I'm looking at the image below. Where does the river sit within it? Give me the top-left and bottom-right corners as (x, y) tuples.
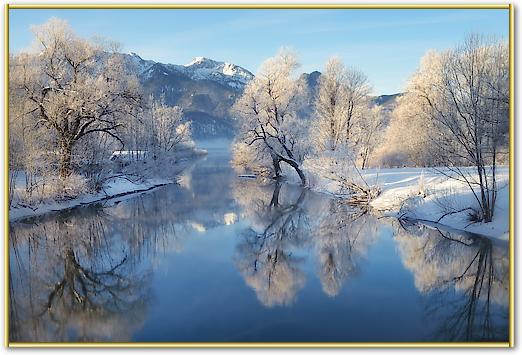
(8, 141), (509, 343)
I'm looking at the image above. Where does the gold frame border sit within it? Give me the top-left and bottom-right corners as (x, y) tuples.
(5, 4), (512, 9)
(4, 2), (514, 349)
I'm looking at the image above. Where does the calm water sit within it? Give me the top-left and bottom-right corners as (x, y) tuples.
(9, 143), (509, 343)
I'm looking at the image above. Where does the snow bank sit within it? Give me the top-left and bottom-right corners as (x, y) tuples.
(363, 167), (509, 241)
(300, 159), (509, 240)
(9, 176), (172, 222)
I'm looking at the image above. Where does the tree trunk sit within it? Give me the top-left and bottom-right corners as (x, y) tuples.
(272, 155), (282, 179)
(59, 139), (73, 180)
(280, 156), (306, 186)
(269, 181), (282, 207)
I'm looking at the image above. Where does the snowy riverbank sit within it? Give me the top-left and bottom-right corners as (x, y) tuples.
(299, 163), (509, 240)
(9, 149), (208, 222)
(9, 176), (174, 222)
(362, 167), (509, 241)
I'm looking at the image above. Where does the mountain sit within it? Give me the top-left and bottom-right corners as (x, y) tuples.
(299, 71), (321, 96)
(118, 53), (402, 139)
(297, 71), (401, 121)
(372, 93), (402, 106)
(371, 93), (402, 122)
(119, 53), (254, 138)
(297, 71), (322, 119)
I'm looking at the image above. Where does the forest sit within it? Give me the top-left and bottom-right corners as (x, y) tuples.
(9, 18), (509, 231)
(7, 10), (511, 345)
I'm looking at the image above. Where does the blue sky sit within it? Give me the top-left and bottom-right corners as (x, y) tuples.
(9, 8), (508, 95)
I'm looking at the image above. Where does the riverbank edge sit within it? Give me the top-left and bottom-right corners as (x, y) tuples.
(308, 186), (508, 242)
(8, 177), (176, 223)
(243, 165), (509, 242)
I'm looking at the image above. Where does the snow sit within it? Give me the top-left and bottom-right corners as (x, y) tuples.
(363, 166), (510, 241)
(9, 176), (173, 222)
(181, 56), (253, 86)
(125, 52), (254, 89)
(110, 150), (148, 160)
(222, 62), (236, 76)
(301, 163), (509, 240)
(223, 212), (238, 225)
(185, 56), (207, 67)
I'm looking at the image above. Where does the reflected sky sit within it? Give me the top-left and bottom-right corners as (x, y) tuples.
(9, 143), (509, 343)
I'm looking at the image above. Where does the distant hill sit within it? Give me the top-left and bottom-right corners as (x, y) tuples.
(297, 71), (402, 120)
(118, 54), (402, 139)
(118, 53), (254, 139)
(372, 93), (402, 106)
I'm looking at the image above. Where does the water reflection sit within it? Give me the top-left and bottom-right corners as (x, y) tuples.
(9, 208), (151, 342)
(233, 181), (309, 307)
(233, 179), (383, 304)
(8, 150), (509, 342)
(395, 220), (509, 341)
(312, 200), (380, 297)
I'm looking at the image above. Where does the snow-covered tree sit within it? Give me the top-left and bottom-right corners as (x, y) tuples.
(232, 49), (308, 185)
(10, 18), (142, 180)
(313, 57), (349, 151)
(149, 94), (191, 154)
(355, 105), (386, 169)
(374, 87), (439, 167)
(312, 57), (371, 153)
(304, 57), (378, 200)
(231, 141), (273, 177)
(9, 67), (47, 202)
(390, 35), (509, 222)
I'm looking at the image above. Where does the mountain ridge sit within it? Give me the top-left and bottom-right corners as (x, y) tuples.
(117, 52), (400, 138)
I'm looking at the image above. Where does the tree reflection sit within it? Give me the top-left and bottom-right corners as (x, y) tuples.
(9, 207), (153, 342)
(395, 220), (508, 341)
(233, 179), (383, 305)
(233, 180), (309, 307)
(311, 200), (380, 297)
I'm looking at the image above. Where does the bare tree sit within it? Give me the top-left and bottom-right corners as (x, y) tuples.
(10, 18), (142, 180)
(149, 94), (191, 155)
(398, 35), (508, 222)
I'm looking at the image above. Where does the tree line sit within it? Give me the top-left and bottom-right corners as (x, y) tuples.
(232, 35), (508, 222)
(9, 18), (193, 206)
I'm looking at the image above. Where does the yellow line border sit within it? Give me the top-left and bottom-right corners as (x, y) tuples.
(4, 3), (8, 350)
(7, 341), (512, 348)
(4, 2), (514, 349)
(6, 3), (511, 9)
(508, 2), (515, 349)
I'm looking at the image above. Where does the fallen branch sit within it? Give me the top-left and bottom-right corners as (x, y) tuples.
(436, 207), (476, 223)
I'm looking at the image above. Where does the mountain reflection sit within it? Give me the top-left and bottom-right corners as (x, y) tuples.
(395, 220), (509, 341)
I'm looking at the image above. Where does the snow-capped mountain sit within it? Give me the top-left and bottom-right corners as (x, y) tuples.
(125, 53), (253, 90)
(118, 53), (401, 139)
(183, 56), (253, 89)
(117, 52), (254, 138)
